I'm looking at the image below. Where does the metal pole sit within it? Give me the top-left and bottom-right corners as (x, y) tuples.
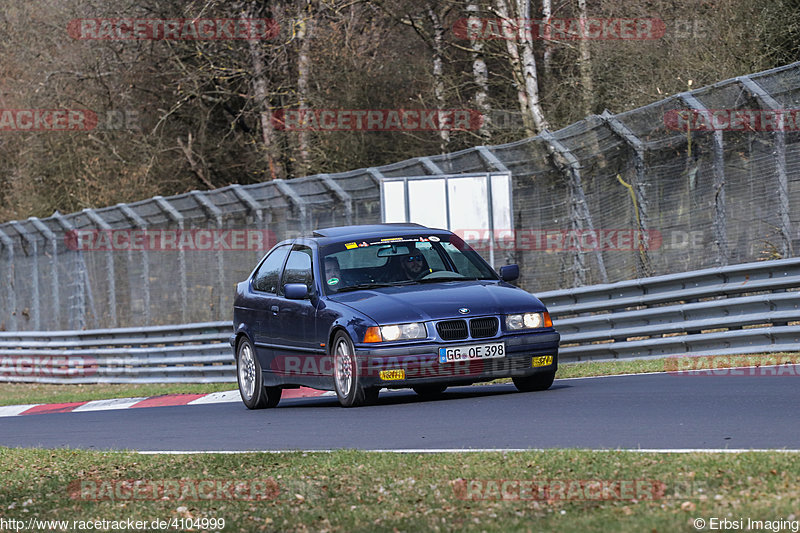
(154, 196), (187, 323)
(0, 228), (16, 331)
(28, 217), (60, 328)
(10, 221), (39, 329)
(82, 209), (117, 327)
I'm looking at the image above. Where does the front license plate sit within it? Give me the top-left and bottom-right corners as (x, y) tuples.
(532, 355), (553, 367)
(439, 342), (505, 363)
(379, 369), (405, 380)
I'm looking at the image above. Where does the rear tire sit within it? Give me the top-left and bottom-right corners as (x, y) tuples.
(332, 331), (371, 407)
(513, 370), (555, 392)
(237, 337), (282, 409)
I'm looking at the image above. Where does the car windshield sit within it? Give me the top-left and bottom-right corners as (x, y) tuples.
(320, 234), (497, 294)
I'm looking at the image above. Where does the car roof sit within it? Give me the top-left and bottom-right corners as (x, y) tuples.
(309, 223), (451, 244)
(313, 223), (427, 238)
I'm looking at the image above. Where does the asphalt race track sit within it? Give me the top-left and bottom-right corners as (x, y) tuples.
(2, 370), (799, 451)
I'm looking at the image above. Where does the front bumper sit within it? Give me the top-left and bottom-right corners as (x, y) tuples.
(353, 330), (559, 388)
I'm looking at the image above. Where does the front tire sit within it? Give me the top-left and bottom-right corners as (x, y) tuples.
(332, 331), (373, 407)
(513, 370), (555, 392)
(237, 337), (281, 409)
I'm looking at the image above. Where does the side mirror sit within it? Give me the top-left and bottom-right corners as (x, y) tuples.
(284, 283), (309, 300)
(499, 264), (519, 282)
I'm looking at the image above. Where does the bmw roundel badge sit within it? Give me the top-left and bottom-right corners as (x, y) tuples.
(458, 308), (470, 314)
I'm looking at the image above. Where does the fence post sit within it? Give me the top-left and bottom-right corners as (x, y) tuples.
(680, 93), (728, 266)
(319, 174), (353, 226)
(191, 191), (225, 317)
(737, 75), (792, 258)
(0, 228), (16, 331)
(10, 222), (39, 329)
(28, 217), (60, 329)
(154, 196), (187, 323)
(116, 203), (150, 326)
(273, 179), (308, 237)
(539, 130), (608, 285)
(82, 209), (118, 327)
(52, 212), (87, 330)
(599, 111), (653, 277)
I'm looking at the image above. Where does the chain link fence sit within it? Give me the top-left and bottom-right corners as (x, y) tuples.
(2, 61), (800, 331)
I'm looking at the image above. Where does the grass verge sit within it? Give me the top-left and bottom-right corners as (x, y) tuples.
(0, 448), (797, 532)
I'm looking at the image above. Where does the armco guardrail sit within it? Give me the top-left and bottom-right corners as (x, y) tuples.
(539, 257), (800, 361)
(0, 322), (233, 384)
(2, 258), (800, 384)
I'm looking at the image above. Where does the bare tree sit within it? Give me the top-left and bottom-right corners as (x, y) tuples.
(577, 0), (593, 116)
(467, 2), (491, 141)
(295, 0), (314, 176)
(427, 4), (450, 152)
(495, 0), (549, 135)
(247, 1), (285, 180)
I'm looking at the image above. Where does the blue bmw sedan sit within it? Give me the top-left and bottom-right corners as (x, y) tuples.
(232, 223), (560, 408)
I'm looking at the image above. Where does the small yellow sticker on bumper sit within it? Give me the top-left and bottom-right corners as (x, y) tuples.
(532, 355), (553, 368)
(380, 369), (405, 380)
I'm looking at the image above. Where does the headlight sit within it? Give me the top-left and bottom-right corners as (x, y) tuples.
(364, 322), (427, 342)
(505, 312), (551, 330)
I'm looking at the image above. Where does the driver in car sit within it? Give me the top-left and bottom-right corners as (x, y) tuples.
(399, 247), (431, 280)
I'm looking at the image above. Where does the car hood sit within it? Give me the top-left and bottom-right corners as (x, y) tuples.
(327, 281), (546, 324)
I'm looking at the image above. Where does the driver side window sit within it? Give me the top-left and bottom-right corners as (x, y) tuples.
(253, 245), (290, 293)
(282, 246), (314, 293)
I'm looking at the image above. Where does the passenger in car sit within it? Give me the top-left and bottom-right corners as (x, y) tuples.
(324, 256), (344, 291)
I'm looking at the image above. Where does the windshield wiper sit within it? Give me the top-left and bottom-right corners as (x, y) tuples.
(417, 276), (466, 282)
(334, 281), (416, 293)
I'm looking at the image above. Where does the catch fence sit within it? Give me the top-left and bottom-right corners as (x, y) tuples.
(2, 61), (800, 330)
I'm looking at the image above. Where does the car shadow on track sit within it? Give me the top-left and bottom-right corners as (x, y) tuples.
(279, 382), (572, 409)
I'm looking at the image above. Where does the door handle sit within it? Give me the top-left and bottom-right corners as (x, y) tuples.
(270, 305), (279, 315)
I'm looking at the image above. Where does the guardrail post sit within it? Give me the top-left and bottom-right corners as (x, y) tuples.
(116, 203), (150, 326)
(0, 228), (16, 331)
(83, 209), (118, 327)
(737, 75), (792, 258)
(154, 196), (187, 323)
(9, 221), (40, 329)
(540, 130), (608, 285)
(28, 217), (60, 328)
(680, 93), (728, 266)
(599, 111), (653, 277)
(191, 191), (226, 316)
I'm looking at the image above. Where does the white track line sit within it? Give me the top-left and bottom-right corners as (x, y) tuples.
(137, 448), (800, 455)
